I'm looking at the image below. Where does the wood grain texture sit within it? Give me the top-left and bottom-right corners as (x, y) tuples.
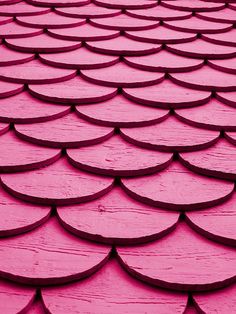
(0, 44), (34, 66)
(126, 6), (191, 21)
(0, 217), (111, 285)
(0, 2), (50, 16)
(86, 36), (161, 56)
(67, 134), (173, 176)
(121, 116), (219, 152)
(76, 94), (169, 127)
(121, 161), (234, 210)
(42, 259), (187, 314)
(0, 59), (76, 84)
(123, 79), (211, 109)
(126, 26), (197, 45)
(16, 12), (85, 29)
(0, 91), (70, 124)
(0, 130), (61, 172)
(186, 192), (236, 246)
(176, 98), (236, 131)
(39, 47), (119, 70)
(124, 50), (204, 72)
(57, 186), (179, 245)
(90, 14), (159, 31)
(80, 62), (165, 88)
(170, 65), (236, 91)
(15, 112), (114, 148)
(55, 3), (121, 18)
(0, 21), (43, 39)
(0, 279), (35, 314)
(167, 39), (236, 59)
(164, 16), (232, 33)
(194, 283), (236, 313)
(117, 222), (236, 291)
(0, 185), (50, 237)
(1, 157), (114, 205)
(47, 24), (119, 41)
(6, 33), (81, 53)
(29, 76), (117, 104)
(180, 139), (236, 180)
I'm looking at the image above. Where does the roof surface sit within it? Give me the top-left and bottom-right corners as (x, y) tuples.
(0, 0), (236, 313)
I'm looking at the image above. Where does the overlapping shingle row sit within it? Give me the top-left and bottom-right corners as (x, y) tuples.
(0, 0), (236, 313)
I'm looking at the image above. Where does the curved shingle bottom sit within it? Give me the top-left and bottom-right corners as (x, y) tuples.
(0, 0), (236, 313)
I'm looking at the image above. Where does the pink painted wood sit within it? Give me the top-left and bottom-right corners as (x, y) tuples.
(117, 222), (236, 291)
(39, 47), (119, 69)
(0, 21), (43, 39)
(67, 134), (173, 176)
(0, 59), (76, 84)
(194, 283), (236, 313)
(86, 36), (161, 56)
(164, 17), (232, 33)
(16, 12), (85, 29)
(121, 116), (219, 152)
(162, 0), (225, 12)
(167, 39), (236, 59)
(202, 28), (236, 47)
(93, 0), (157, 9)
(208, 56), (236, 74)
(42, 259), (187, 314)
(81, 62), (165, 88)
(26, 0), (90, 7)
(123, 79), (211, 108)
(126, 6), (191, 21)
(0, 0), (22, 4)
(0, 80), (23, 98)
(225, 131), (236, 146)
(57, 186), (179, 245)
(25, 299), (46, 314)
(0, 185), (50, 237)
(121, 161), (234, 210)
(0, 280), (35, 314)
(0, 2), (50, 16)
(125, 26), (197, 44)
(196, 8), (236, 24)
(217, 90), (236, 107)
(90, 14), (159, 31)
(48, 24), (119, 41)
(15, 112), (113, 148)
(176, 98), (236, 131)
(186, 192), (236, 246)
(6, 33), (81, 53)
(0, 44), (34, 66)
(124, 50), (204, 72)
(76, 94), (169, 127)
(0, 122), (9, 135)
(0, 16), (13, 25)
(0, 91), (70, 123)
(0, 217), (110, 285)
(1, 157), (114, 205)
(55, 3), (121, 18)
(29, 76), (117, 104)
(180, 139), (236, 180)
(170, 66), (236, 91)
(0, 130), (61, 172)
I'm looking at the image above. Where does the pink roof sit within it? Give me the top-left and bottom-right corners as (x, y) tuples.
(0, 0), (236, 313)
